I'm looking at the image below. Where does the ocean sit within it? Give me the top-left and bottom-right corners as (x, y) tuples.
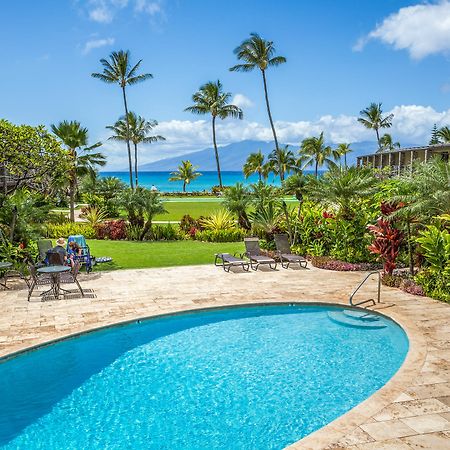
(100, 171), (283, 192)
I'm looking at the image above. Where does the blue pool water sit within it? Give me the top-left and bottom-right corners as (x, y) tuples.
(0, 305), (408, 449)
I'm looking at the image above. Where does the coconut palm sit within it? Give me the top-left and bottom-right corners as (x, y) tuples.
(358, 102), (394, 150)
(185, 80), (243, 188)
(379, 133), (400, 152)
(169, 160), (202, 192)
(106, 112), (165, 187)
(437, 126), (450, 143)
(51, 121), (105, 222)
(268, 145), (296, 181)
(243, 150), (265, 182)
(230, 33), (286, 152)
(335, 143), (352, 168)
(92, 50), (153, 188)
(299, 132), (336, 177)
(223, 182), (251, 229)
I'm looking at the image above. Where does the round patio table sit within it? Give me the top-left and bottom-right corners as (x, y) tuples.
(0, 262), (13, 288)
(37, 265), (71, 299)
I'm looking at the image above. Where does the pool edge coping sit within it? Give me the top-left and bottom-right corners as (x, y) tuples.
(0, 300), (426, 450)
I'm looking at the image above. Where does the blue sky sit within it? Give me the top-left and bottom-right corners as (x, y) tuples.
(1, 0), (450, 168)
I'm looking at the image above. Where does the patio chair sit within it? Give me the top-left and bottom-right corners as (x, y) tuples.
(47, 251), (64, 266)
(215, 253), (250, 272)
(274, 234), (308, 269)
(243, 237), (277, 271)
(60, 261), (84, 297)
(67, 235), (93, 273)
(27, 263), (52, 301)
(38, 239), (53, 264)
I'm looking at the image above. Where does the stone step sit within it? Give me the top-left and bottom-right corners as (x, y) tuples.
(327, 311), (387, 329)
(342, 309), (380, 322)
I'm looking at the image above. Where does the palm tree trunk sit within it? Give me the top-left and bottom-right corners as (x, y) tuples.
(121, 86), (134, 189)
(211, 115), (223, 189)
(261, 69), (279, 152)
(344, 153), (347, 168)
(183, 181), (186, 193)
(134, 143), (139, 187)
(375, 127), (381, 150)
(315, 160), (318, 178)
(69, 177), (76, 222)
(258, 169), (262, 182)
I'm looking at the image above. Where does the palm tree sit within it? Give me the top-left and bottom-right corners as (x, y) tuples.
(107, 112), (165, 187)
(140, 190), (167, 240)
(51, 121), (105, 222)
(299, 132), (336, 177)
(437, 126), (450, 143)
(243, 150), (265, 182)
(223, 182), (251, 229)
(358, 102), (394, 150)
(379, 133), (400, 152)
(92, 50), (153, 189)
(268, 145), (296, 181)
(307, 167), (378, 220)
(335, 143), (352, 168)
(169, 160), (202, 192)
(230, 33), (286, 152)
(185, 80), (243, 188)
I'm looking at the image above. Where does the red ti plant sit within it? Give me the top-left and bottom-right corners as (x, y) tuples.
(367, 202), (404, 275)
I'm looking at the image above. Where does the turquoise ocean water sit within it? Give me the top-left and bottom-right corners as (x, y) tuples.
(99, 171), (319, 192)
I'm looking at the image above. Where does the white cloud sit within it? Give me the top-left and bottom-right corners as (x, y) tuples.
(82, 37), (115, 54)
(86, 0), (163, 23)
(354, 1), (450, 59)
(99, 105), (450, 169)
(232, 94), (254, 109)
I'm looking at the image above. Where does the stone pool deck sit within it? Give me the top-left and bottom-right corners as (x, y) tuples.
(0, 264), (449, 449)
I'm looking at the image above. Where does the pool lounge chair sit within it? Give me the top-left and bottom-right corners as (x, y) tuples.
(215, 253), (250, 272)
(244, 238), (277, 271)
(274, 234), (308, 269)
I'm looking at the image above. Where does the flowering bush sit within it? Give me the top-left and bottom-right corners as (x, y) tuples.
(95, 220), (127, 240)
(44, 223), (96, 239)
(311, 256), (380, 271)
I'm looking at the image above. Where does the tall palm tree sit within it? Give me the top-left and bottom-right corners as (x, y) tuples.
(268, 145), (296, 181)
(92, 50), (153, 189)
(106, 112), (165, 187)
(51, 121), (105, 222)
(299, 132), (336, 177)
(437, 126), (450, 143)
(185, 80), (243, 188)
(358, 102), (394, 150)
(336, 143), (352, 168)
(379, 133), (400, 152)
(230, 33), (286, 152)
(243, 150), (265, 181)
(169, 160), (202, 192)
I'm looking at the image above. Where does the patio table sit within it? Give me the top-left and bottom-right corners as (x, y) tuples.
(37, 265), (71, 299)
(0, 262), (13, 288)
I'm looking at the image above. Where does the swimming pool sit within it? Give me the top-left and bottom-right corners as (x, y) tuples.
(0, 304), (408, 449)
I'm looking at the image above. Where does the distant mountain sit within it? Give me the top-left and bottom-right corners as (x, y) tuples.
(138, 139), (419, 171)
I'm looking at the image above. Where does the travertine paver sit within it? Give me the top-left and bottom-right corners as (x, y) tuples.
(1, 264), (449, 449)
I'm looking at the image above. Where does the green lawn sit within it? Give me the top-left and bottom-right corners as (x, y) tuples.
(89, 239), (245, 270)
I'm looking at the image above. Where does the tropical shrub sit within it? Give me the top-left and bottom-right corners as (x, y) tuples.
(95, 220), (127, 240)
(200, 210), (236, 232)
(180, 214), (203, 233)
(414, 222), (450, 301)
(79, 206), (108, 226)
(311, 256), (380, 272)
(126, 224), (144, 241)
(150, 224), (182, 241)
(44, 223), (96, 239)
(368, 203), (404, 274)
(194, 229), (245, 243)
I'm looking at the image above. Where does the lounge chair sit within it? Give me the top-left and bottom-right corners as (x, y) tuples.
(243, 237), (277, 270)
(215, 253), (250, 272)
(274, 234), (308, 269)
